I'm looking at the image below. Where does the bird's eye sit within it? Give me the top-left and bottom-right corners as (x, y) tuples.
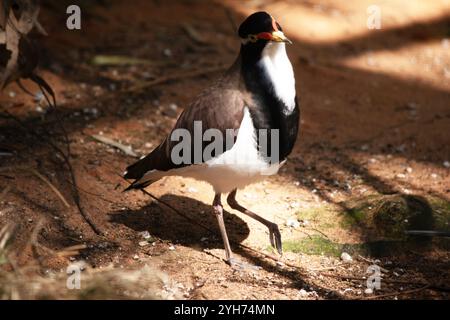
(248, 34), (258, 43)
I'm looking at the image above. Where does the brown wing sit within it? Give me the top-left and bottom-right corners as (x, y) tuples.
(124, 64), (248, 184)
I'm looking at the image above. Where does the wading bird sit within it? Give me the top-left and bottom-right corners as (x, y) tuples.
(124, 12), (299, 267)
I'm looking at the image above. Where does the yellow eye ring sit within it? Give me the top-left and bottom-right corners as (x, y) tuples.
(248, 34), (258, 43)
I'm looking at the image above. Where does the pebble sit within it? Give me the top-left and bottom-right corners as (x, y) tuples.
(138, 241), (149, 247)
(162, 104), (178, 118)
(286, 218), (300, 228)
(163, 48), (172, 57)
(139, 231), (152, 240)
(360, 144), (369, 151)
(34, 92), (44, 102)
(133, 254), (139, 260)
(364, 288), (373, 295)
(340, 252), (353, 263)
(443, 161), (450, 168)
(168, 245), (176, 251)
(406, 167), (413, 173)
(299, 289), (309, 298)
(396, 173), (406, 179)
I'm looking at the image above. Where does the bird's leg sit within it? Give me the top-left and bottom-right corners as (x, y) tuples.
(213, 194), (259, 270)
(227, 189), (283, 255)
(213, 194), (233, 263)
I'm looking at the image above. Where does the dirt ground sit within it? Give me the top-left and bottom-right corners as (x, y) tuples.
(0, 0), (449, 299)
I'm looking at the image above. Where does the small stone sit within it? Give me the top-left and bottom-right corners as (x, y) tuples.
(168, 245), (175, 251)
(299, 289), (309, 297)
(360, 144), (369, 151)
(163, 48), (172, 57)
(8, 91), (16, 98)
(396, 173), (406, 179)
(200, 237), (208, 242)
(430, 173), (438, 179)
(364, 288), (373, 295)
(138, 241), (149, 247)
(286, 219), (300, 228)
(406, 167), (413, 173)
(289, 202), (300, 209)
(162, 104), (178, 118)
(34, 92), (44, 102)
(443, 161), (450, 168)
(133, 254), (139, 260)
(340, 252), (353, 263)
(139, 231), (152, 240)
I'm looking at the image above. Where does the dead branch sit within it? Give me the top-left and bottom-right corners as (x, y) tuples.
(364, 285), (430, 300)
(0, 185), (11, 202)
(28, 168), (70, 208)
(125, 65), (227, 93)
(91, 135), (138, 158)
(320, 273), (450, 292)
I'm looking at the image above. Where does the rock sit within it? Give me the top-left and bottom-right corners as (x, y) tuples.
(133, 254), (139, 260)
(396, 173), (406, 179)
(163, 48), (172, 57)
(406, 167), (413, 173)
(364, 288), (373, 295)
(162, 104), (178, 118)
(140, 231), (150, 239)
(299, 289), (309, 298)
(138, 241), (149, 247)
(360, 144), (369, 151)
(286, 219), (300, 228)
(340, 252), (353, 263)
(168, 245), (176, 251)
(443, 161), (450, 168)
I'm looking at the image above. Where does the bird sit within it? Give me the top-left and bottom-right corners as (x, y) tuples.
(124, 11), (300, 267)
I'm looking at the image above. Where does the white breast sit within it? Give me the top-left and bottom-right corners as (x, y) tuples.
(259, 42), (296, 115)
(142, 108), (281, 194)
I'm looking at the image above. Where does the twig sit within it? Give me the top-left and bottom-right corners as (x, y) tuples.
(28, 168), (70, 208)
(224, 8), (238, 34)
(0, 106), (102, 235)
(91, 135), (138, 158)
(0, 185), (11, 202)
(125, 65), (227, 93)
(364, 285), (430, 300)
(307, 226), (330, 239)
(182, 23), (209, 45)
(320, 273), (450, 292)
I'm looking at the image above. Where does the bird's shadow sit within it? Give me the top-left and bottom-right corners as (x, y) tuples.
(108, 194), (250, 248)
(108, 194), (342, 297)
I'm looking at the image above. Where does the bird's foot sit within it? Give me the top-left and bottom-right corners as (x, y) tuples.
(227, 257), (260, 271)
(268, 223), (283, 255)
